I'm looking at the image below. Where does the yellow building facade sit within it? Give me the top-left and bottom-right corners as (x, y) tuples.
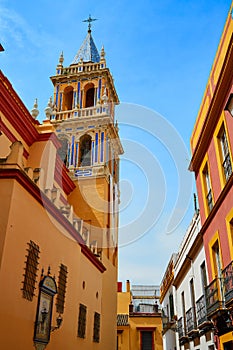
(0, 19), (122, 350)
(117, 281), (163, 350)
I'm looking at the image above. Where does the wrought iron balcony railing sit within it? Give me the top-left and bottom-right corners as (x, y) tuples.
(196, 294), (208, 326)
(186, 307), (197, 333)
(222, 261), (233, 306)
(177, 317), (185, 339)
(205, 277), (224, 316)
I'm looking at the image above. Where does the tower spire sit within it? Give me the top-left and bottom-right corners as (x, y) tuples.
(83, 14), (98, 33)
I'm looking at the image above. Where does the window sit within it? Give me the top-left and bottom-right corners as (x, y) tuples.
(141, 331), (153, 350)
(203, 164), (213, 213)
(212, 241), (222, 278)
(78, 304), (87, 338)
(22, 241), (40, 301)
(190, 279), (197, 326)
(169, 293), (174, 320)
(181, 292), (187, 334)
(200, 262), (207, 294)
(218, 126), (232, 182)
(93, 312), (100, 343)
(56, 264), (68, 314)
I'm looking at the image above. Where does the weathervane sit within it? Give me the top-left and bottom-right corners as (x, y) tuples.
(83, 14), (98, 32)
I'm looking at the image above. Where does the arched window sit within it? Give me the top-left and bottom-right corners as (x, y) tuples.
(58, 137), (68, 167)
(79, 134), (92, 167)
(84, 83), (95, 108)
(62, 86), (73, 111)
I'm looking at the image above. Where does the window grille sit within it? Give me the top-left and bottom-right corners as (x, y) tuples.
(93, 312), (100, 342)
(22, 241), (40, 301)
(78, 304), (87, 338)
(56, 264), (68, 314)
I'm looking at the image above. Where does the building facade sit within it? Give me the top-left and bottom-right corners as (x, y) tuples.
(0, 20), (122, 350)
(189, 3), (233, 350)
(117, 280), (163, 350)
(160, 254), (178, 350)
(160, 212), (216, 350)
(174, 212), (215, 350)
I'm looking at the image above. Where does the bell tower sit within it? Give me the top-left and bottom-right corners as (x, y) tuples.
(49, 16), (123, 265)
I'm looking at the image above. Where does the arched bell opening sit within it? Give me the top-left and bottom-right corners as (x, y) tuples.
(57, 137), (69, 167)
(62, 86), (74, 111)
(79, 134), (92, 167)
(84, 83), (95, 108)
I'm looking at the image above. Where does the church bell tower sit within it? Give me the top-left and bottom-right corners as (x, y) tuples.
(48, 16), (123, 265)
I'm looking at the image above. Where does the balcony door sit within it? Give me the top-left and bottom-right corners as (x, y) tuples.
(141, 331), (153, 350)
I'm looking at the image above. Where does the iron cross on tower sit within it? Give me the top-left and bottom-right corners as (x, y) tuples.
(83, 15), (98, 32)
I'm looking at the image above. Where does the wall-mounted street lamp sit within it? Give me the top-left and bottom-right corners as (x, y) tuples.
(33, 269), (62, 350)
(225, 93), (233, 117)
(51, 314), (63, 332)
(225, 313), (233, 329)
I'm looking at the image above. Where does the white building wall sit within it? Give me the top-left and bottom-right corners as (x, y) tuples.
(174, 212), (215, 350)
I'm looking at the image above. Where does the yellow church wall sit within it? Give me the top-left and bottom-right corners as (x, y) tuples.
(0, 177), (106, 349)
(0, 179), (14, 269)
(69, 177), (108, 226)
(27, 140), (57, 190)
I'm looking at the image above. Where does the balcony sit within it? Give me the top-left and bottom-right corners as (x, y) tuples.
(222, 261), (233, 307)
(162, 314), (177, 334)
(205, 277), (224, 317)
(196, 295), (213, 332)
(50, 104), (114, 123)
(177, 317), (189, 344)
(186, 307), (197, 332)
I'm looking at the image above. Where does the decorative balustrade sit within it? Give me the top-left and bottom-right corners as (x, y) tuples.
(205, 277), (224, 316)
(186, 307), (197, 333)
(50, 104), (114, 122)
(59, 62), (105, 76)
(222, 261), (233, 306)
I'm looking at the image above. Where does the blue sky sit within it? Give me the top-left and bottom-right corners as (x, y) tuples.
(0, 0), (231, 285)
